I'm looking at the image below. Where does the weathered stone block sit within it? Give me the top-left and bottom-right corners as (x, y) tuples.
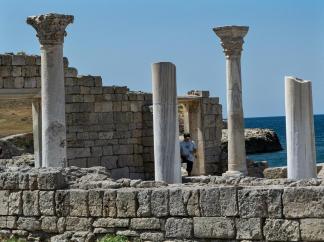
(39, 191), (55, 216)
(57, 217), (66, 234)
(137, 189), (151, 217)
(264, 219), (300, 241)
(101, 156), (117, 169)
(283, 187), (324, 218)
(69, 190), (89, 217)
(193, 217), (235, 239)
(14, 77), (24, 88)
(111, 167), (129, 180)
(238, 188), (282, 218)
(67, 148), (91, 159)
(18, 173), (29, 190)
(41, 216), (58, 233)
(28, 173), (38, 190)
(0, 216), (16, 229)
(151, 189), (169, 217)
(219, 186), (238, 216)
(55, 190), (70, 217)
(12, 55), (25, 65)
(236, 218), (263, 240)
(103, 190), (117, 217)
(116, 230), (139, 237)
(165, 218), (193, 238)
(38, 170), (66, 190)
(17, 217), (40, 231)
(130, 218), (160, 230)
(199, 187), (220, 216)
(169, 188), (186, 216)
(93, 218), (129, 228)
(22, 191), (39, 216)
(66, 217), (93, 231)
(116, 190), (137, 217)
(184, 188), (200, 217)
(3, 173), (19, 190)
(8, 191), (22, 215)
(140, 232), (164, 242)
(89, 190), (104, 217)
(300, 219), (324, 241)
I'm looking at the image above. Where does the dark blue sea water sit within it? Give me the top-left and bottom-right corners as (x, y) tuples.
(245, 114), (324, 167)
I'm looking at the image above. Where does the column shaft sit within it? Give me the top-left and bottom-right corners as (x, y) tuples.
(32, 99), (42, 168)
(152, 62), (181, 183)
(226, 56), (247, 174)
(41, 44), (67, 167)
(285, 76), (317, 179)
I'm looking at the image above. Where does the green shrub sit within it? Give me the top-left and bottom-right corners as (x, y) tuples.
(99, 235), (129, 242)
(4, 238), (26, 242)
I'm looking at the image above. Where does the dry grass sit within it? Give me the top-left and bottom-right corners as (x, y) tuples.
(0, 99), (32, 138)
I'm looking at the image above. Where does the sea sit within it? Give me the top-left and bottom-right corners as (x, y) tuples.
(245, 114), (324, 167)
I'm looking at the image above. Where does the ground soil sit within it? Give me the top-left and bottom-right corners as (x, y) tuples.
(0, 99), (32, 138)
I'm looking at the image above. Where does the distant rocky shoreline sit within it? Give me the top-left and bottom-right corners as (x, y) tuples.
(221, 128), (283, 155)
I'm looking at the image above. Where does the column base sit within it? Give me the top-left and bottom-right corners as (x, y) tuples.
(222, 170), (246, 177)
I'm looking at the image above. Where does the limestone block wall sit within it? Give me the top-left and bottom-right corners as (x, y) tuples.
(0, 169), (324, 241)
(0, 53), (223, 178)
(200, 95), (223, 174)
(64, 76), (154, 180)
(179, 91), (223, 175)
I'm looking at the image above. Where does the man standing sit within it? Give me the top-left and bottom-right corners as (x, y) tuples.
(180, 133), (197, 176)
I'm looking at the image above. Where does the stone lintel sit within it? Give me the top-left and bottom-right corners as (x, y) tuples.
(27, 13), (74, 45)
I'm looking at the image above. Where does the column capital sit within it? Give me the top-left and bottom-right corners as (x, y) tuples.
(27, 13), (74, 45)
(213, 26), (249, 57)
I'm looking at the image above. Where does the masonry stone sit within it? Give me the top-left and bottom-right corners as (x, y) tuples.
(264, 219), (300, 241)
(8, 191), (22, 216)
(140, 232), (164, 241)
(236, 218), (263, 240)
(41, 216), (58, 233)
(116, 190), (137, 217)
(93, 218), (129, 228)
(89, 190), (104, 217)
(23, 191), (40, 216)
(169, 188), (187, 216)
(151, 189), (169, 217)
(130, 218), (160, 230)
(300, 218), (324, 241)
(283, 187), (324, 218)
(17, 217), (41, 231)
(69, 190), (89, 217)
(238, 188), (282, 218)
(165, 218), (193, 238)
(66, 217), (93, 231)
(193, 217), (235, 239)
(137, 189), (151, 217)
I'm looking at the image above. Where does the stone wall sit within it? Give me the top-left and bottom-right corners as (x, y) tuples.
(0, 53), (223, 179)
(0, 168), (324, 241)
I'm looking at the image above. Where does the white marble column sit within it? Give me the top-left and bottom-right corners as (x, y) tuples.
(32, 99), (42, 168)
(152, 62), (181, 183)
(285, 76), (317, 179)
(213, 26), (249, 176)
(27, 13), (73, 167)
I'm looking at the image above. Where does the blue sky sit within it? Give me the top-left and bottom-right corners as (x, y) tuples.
(1, 0), (324, 117)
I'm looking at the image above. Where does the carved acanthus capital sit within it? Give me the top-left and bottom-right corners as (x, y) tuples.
(213, 26), (249, 57)
(27, 13), (74, 45)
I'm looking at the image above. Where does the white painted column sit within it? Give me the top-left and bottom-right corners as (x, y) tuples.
(285, 76), (317, 179)
(27, 13), (73, 167)
(152, 62), (181, 183)
(214, 26), (249, 176)
(32, 99), (42, 167)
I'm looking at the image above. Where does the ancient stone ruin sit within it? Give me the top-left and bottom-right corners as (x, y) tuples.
(0, 13), (323, 242)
